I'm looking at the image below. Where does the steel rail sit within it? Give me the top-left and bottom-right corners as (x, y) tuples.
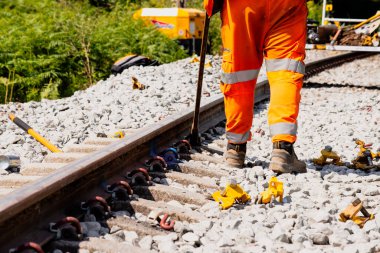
(0, 51), (374, 251)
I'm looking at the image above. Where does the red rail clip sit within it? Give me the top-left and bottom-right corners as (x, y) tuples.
(50, 216), (83, 239)
(159, 214), (175, 230)
(9, 242), (44, 253)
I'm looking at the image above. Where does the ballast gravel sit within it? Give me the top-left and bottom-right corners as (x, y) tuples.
(1, 50), (380, 252)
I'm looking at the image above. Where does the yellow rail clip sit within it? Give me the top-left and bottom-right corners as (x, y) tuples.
(339, 198), (375, 228)
(255, 177), (283, 205)
(212, 180), (251, 210)
(313, 145), (344, 166)
(111, 131), (125, 138)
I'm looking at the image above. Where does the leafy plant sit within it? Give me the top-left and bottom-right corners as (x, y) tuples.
(0, 0), (187, 103)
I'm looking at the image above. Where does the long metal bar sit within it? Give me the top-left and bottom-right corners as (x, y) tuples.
(190, 15), (210, 146)
(8, 113), (62, 153)
(322, 0), (327, 25)
(325, 18), (366, 23)
(326, 45), (380, 52)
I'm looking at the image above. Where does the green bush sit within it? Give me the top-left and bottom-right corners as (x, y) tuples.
(0, 0), (187, 103)
(307, 0), (323, 24)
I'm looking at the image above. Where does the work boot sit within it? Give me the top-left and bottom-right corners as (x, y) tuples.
(269, 141), (306, 173)
(224, 143), (246, 168)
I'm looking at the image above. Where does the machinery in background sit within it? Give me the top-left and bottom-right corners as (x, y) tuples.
(111, 1), (206, 74)
(308, 0), (380, 51)
(133, 7), (206, 55)
(111, 54), (159, 74)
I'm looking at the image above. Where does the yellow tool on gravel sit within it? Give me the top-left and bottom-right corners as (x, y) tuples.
(351, 138), (380, 170)
(313, 145), (345, 166)
(255, 177), (283, 206)
(111, 131), (125, 138)
(212, 180), (251, 210)
(8, 113), (62, 153)
(339, 198), (375, 228)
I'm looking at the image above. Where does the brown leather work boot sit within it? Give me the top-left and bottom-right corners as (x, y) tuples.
(269, 141), (306, 173)
(224, 143), (246, 168)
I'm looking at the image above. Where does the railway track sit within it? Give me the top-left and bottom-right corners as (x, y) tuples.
(0, 51), (377, 252)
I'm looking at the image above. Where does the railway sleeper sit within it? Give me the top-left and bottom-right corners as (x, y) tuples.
(43, 153), (88, 163)
(106, 216), (169, 237)
(177, 163), (229, 178)
(82, 137), (120, 146)
(63, 144), (105, 153)
(149, 171), (218, 190)
(182, 152), (225, 165)
(133, 184), (210, 206)
(49, 237), (148, 253)
(0, 174), (41, 188)
(129, 198), (206, 223)
(21, 163), (67, 176)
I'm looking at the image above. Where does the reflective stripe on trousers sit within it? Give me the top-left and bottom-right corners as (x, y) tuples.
(226, 130), (251, 144)
(265, 59), (305, 75)
(220, 0), (307, 144)
(270, 122), (297, 137)
(221, 69), (260, 84)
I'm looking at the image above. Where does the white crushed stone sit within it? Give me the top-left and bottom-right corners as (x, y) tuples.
(1, 50), (380, 252)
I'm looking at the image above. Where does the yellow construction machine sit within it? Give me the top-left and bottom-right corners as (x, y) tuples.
(133, 4), (206, 55)
(308, 0), (380, 49)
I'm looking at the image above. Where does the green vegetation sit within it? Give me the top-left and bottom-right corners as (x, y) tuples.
(0, 0), (323, 104)
(307, 0), (323, 24)
(0, 0), (187, 103)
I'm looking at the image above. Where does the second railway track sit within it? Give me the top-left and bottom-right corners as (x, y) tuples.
(0, 51), (379, 253)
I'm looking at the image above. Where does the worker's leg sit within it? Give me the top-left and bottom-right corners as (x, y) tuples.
(264, 0), (307, 173)
(220, 0), (266, 167)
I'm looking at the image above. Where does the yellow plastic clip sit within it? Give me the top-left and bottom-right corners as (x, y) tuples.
(212, 181), (251, 210)
(111, 131), (125, 138)
(190, 56), (200, 63)
(255, 177), (283, 205)
(190, 56), (212, 68)
(339, 198), (375, 228)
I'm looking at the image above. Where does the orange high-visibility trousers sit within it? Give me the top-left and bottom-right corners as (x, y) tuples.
(216, 0), (307, 144)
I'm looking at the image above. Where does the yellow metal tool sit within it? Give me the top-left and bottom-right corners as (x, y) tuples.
(8, 113), (62, 153)
(351, 138), (380, 170)
(255, 177), (283, 205)
(212, 180), (251, 210)
(313, 146), (344, 166)
(339, 198), (375, 228)
(353, 12), (380, 30)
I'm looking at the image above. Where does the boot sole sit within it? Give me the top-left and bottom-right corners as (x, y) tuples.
(225, 158), (244, 168)
(269, 161), (306, 174)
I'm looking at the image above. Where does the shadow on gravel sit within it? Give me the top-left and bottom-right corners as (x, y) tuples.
(303, 82), (380, 90)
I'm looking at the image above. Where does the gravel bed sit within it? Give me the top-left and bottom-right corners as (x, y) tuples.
(305, 54), (380, 87)
(0, 50), (344, 164)
(1, 49), (379, 252)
